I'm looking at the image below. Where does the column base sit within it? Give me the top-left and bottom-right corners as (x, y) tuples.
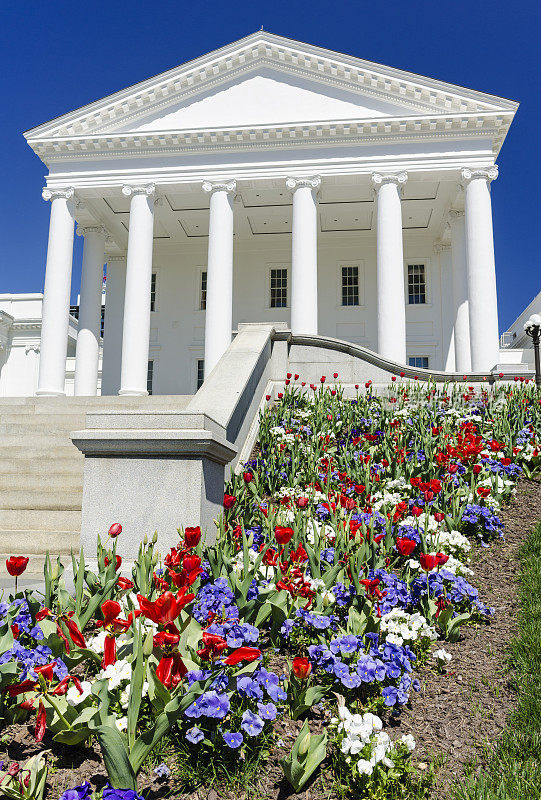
(36, 389), (66, 397)
(118, 388), (149, 397)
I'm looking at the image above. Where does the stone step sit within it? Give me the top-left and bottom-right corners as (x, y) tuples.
(0, 422), (85, 436)
(0, 413), (86, 427)
(0, 508), (81, 530)
(0, 432), (81, 448)
(0, 446), (82, 461)
(0, 530), (80, 555)
(0, 473), (83, 491)
(0, 488), (82, 511)
(0, 456), (82, 474)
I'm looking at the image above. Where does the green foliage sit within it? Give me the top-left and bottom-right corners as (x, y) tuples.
(0, 754), (48, 800)
(281, 721), (327, 792)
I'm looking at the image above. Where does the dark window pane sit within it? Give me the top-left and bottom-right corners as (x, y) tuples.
(200, 271), (207, 310)
(407, 264), (426, 304)
(341, 265), (359, 306)
(270, 268), (287, 308)
(150, 273), (157, 311)
(147, 360), (154, 395)
(408, 356), (429, 369)
(197, 359), (205, 390)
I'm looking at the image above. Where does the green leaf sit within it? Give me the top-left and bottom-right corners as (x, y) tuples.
(95, 725), (137, 790)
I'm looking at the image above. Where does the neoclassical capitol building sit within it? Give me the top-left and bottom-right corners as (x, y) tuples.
(1, 31), (524, 399)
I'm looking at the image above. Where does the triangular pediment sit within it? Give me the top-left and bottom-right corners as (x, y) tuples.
(25, 32), (518, 145)
(112, 68), (423, 133)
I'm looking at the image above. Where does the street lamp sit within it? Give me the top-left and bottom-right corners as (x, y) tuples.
(524, 313), (541, 388)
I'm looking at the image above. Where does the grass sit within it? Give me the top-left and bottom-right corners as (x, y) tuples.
(452, 518), (541, 800)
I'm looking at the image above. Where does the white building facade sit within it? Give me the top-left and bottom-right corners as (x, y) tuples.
(17, 32), (519, 397)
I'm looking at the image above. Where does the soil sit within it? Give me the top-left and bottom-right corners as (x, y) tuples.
(1, 478), (539, 800)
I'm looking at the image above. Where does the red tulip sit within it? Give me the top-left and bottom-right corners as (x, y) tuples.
(182, 554), (201, 573)
(275, 526), (294, 545)
(477, 486), (491, 498)
(223, 647), (262, 665)
(223, 494), (236, 510)
(392, 376), (396, 382)
(411, 506), (423, 517)
(104, 555), (122, 572)
(117, 577), (134, 591)
(296, 497), (309, 508)
(266, 394), (271, 401)
(108, 523), (122, 538)
(292, 657), (312, 679)
(436, 552), (449, 566)
(35, 700), (47, 742)
(333, 373), (338, 379)
(499, 372), (504, 378)
(472, 465), (482, 475)
(400, 372), (405, 378)
(434, 512), (445, 523)
(197, 631), (228, 661)
(6, 557), (29, 577)
(294, 374), (299, 380)
(184, 526), (201, 548)
(396, 538), (416, 556)
(419, 553), (438, 572)
(320, 376), (326, 383)
(138, 588), (194, 626)
(287, 373), (292, 379)
(243, 472), (253, 483)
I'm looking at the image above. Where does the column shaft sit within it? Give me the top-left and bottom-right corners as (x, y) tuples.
(286, 176), (320, 335)
(119, 185), (155, 396)
(372, 173), (407, 364)
(462, 167), (499, 372)
(202, 180), (236, 378)
(101, 256), (126, 396)
(37, 188), (76, 396)
(449, 211), (472, 372)
(74, 227), (106, 395)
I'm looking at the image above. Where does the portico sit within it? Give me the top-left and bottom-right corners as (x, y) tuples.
(25, 32), (518, 396)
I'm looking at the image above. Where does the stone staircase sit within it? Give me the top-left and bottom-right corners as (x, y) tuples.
(0, 395), (192, 581)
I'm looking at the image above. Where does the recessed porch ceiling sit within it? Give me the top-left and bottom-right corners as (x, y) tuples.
(80, 176), (455, 250)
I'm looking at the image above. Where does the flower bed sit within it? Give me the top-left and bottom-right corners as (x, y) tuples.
(0, 378), (539, 800)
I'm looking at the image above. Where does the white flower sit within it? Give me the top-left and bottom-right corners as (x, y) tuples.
(98, 659), (132, 690)
(357, 759), (373, 775)
(66, 680), (92, 706)
(115, 716), (128, 732)
(433, 648), (452, 664)
(400, 734), (416, 752)
(86, 631), (107, 654)
(341, 733), (364, 755)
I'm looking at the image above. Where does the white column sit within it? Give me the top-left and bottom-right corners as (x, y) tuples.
(462, 167), (499, 372)
(448, 210), (471, 372)
(119, 184), (155, 396)
(202, 180), (236, 378)
(101, 254), (126, 396)
(74, 226), (106, 395)
(286, 176), (320, 335)
(372, 172), (408, 364)
(37, 187), (76, 396)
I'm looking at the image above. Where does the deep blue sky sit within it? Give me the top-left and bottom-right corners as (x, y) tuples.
(1, 0), (539, 330)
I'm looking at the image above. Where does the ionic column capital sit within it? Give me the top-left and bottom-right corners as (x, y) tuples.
(371, 172), (408, 191)
(202, 179), (237, 195)
(285, 175), (321, 192)
(76, 224), (108, 239)
(122, 183), (156, 198)
(42, 186), (75, 202)
(460, 166), (498, 185)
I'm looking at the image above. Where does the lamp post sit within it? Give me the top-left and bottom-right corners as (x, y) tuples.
(524, 313), (541, 388)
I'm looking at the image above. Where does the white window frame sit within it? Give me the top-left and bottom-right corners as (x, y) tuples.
(195, 266), (207, 312)
(147, 348), (160, 394)
(150, 267), (160, 313)
(267, 263), (290, 309)
(336, 261), (365, 309)
(404, 259), (432, 307)
(407, 355), (430, 370)
(196, 358), (205, 390)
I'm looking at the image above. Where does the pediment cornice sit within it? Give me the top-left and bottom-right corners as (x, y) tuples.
(29, 110), (514, 164)
(24, 32), (517, 149)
